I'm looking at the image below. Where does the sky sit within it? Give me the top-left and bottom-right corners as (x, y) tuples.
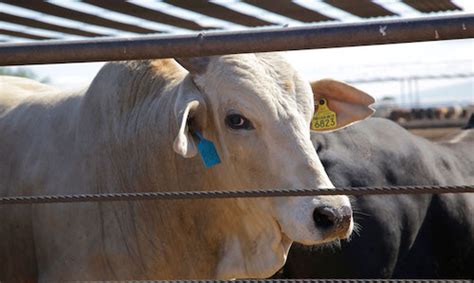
(1, 0), (473, 108)
(285, 38), (474, 106)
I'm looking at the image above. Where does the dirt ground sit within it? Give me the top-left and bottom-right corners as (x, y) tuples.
(408, 127), (463, 142)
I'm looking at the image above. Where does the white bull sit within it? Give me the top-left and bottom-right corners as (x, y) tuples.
(0, 54), (374, 281)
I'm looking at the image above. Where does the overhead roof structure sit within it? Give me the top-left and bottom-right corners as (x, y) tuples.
(323, 0), (397, 18)
(0, 0), (466, 43)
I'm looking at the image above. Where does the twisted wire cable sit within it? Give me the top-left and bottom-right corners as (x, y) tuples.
(1, 185), (472, 205)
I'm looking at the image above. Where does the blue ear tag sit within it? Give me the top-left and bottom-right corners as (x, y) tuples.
(194, 131), (221, 168)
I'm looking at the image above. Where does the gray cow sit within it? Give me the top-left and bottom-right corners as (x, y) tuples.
(282, 117), (474, 279)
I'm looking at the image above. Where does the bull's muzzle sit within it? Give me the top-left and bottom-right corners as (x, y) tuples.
(313, 205), (352, 238)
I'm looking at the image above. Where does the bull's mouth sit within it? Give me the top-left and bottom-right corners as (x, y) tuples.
(296, 232), (350, 246)
(318, 218), (354, 244)
(275, 220), (328, 247)
(283, 220), (353, 246)
(321, 232), (348, 243)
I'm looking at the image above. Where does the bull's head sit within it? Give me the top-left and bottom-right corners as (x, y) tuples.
(172, 54), (374, 278)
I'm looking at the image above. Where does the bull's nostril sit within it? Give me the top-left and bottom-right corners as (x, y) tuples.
(341, 205), (352, 218)
(340, 205), (352, 225)
(313, 206), (336, 229)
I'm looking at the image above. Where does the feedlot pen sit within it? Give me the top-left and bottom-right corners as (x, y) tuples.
(0, 4), (473, 283)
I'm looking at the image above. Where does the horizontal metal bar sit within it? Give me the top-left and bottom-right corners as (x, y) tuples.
(0, 185), (472, 205)
(0, 14), (472, 66)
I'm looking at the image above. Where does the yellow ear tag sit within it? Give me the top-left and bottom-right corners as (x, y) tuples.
(311, 98), (337, 131)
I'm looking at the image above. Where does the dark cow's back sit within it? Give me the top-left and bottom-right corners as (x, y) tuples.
(283, 118), (474, 279)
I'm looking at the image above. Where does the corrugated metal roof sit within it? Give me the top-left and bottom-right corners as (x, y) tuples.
(84, 0), (212, 30)
(324, 0), (397, 18)
(402, 0), (461, 13)
(164, 0), (274, 27)
(243, 0), (334, 23)
(0, 11), (103, 37)
(3, 1), (160, 34)
(0, 0), (466, 42)
(0, 27), (53, 40)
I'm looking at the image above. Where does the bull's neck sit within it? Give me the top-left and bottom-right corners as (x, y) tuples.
(77, 61), (212, 193)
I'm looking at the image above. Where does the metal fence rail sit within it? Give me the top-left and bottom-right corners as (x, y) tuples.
(0, 14), (472, 66)
(1, 185), (472, 205)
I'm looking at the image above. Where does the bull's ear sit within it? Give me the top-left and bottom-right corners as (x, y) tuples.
(311, 79), (375, 132)
(173, 79), (207, 158)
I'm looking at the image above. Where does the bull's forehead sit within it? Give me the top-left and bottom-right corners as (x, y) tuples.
(197, 54), (314, 123)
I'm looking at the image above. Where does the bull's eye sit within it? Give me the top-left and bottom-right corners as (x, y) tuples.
(225, 114), (254, 130)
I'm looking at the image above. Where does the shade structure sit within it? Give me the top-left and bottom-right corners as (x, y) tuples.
(0, 0), (465, 41)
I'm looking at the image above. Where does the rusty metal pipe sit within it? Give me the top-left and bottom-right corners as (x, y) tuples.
(0, 14), (473, 66)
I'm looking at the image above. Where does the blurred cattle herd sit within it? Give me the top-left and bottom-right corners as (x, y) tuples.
(384, 105), (474, 123)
